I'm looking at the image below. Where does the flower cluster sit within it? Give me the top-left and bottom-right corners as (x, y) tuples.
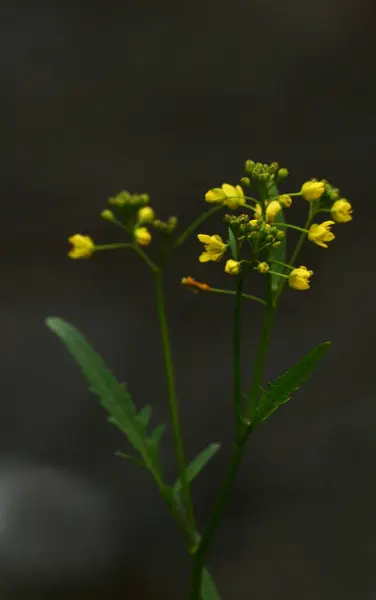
(68, 190), (178, 259)
(194, 160), (353, 293)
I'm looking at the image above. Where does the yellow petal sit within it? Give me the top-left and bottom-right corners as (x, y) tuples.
(197, 234), (212, 244)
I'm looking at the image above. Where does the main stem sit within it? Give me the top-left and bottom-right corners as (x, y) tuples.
(189, 441), (246, 600)
(246, 278), (274, 421)
(233, 275), (244, 437)
(154, 271), (196, 537)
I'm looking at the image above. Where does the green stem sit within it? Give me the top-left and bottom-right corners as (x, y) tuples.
(95, 242), (134, 251)
(175, 206), (223, 247)
(154, 271), (196, 538)
(245, 278), (275, 421)
(268, 259), (294, 270)
(233, 276), (244, 437)
(189, 439), (247, 600)
(275, 223), (308, 233)
(209, 287), (266, 306)
(274, 204), (314, 304)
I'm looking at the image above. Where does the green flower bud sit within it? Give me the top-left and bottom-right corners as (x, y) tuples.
(277, 168), (289, 179)
(245, 160), (255, 174)
(240, 176), (251, 187)
(272, 241), (282, 248)
(276, 230), (285, 240)
(269, 162), (279, 174)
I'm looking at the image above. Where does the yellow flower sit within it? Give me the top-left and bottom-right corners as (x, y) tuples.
(301, 180), (325, 201)
(225, 259), (241, 275)
(254, 200), (282, 222)
(68, 234), (95, 259)
(205, 184), (245, 209)
(134, 227), (152, 246)
(266, 200), (282, 222)
(198, 234), (227, 263)
(278, 194), (292, 208)
(288, 266), (313, 290)
(205, 187), (227, 204)
(257, 262), (269, 273)
(331, 199), (352, 223)
(221, 184), (245, 209)
(138, 206), (155, 223)
(100, 209), (115, 221)
(308, 221), (335, 248)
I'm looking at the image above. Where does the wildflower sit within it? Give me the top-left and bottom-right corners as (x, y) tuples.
(257, 262), (269, 273)
(100, 209), (115, 221)
(198, 234), (227, 263)
(255, 200), (282, 222)
(134, 227), (152, 246)
(331, 199), (352, 223)
(181, 276), (211, 293)
(205, 184), (245, 210)
(278, 194), (292, 208)
(205, 187), (227, 204)
(266, 200), (282, 222)
(138, 206), (155, 223)
(222, 184), (245, 209)
(225, 259), (241, 275)
(301, 180), (325, 201)
(308, 221), (335, 248)
(68, 234), (95, 259)
(288, 266), (313, 290)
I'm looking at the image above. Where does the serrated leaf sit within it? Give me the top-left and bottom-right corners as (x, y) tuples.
(115, 451), (145, 468)
(174, 443), (220, 496)
(150, 424), (166, 445)
(255, 342), (331, 424)
(136, 404), (152, 428)
(201, 568), (221, 600)
(46, 317), (159, 475)
(228, 227), (238, 260)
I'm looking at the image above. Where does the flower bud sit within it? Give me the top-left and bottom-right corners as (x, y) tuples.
(277, 168), (289, 179)
(100, 209), (115, 221)
(240, 176), (251, 187)
(134, 227), (152, 246)
(245, 160), (255, 174)
(278, 194), (292, 208)
(257, 262), (269, 273)
(138, 206), (155, 223)
(225, 259), (241, 275)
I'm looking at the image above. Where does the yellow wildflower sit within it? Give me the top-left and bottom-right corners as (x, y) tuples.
(301, 180), (325, 201)
(181, 276), (211, 293)
(266, 200), (282, 222)
(308, 221), (335, 248)
(138, 206), (155, 223)
(288, 266), (313, 290)
(278, 194), (292, 208)
(225, 259), (241, 275)
(205, 187), (227, 204)
(68, 234), (95, 259)
(134, 227), (152, 246)
(257, 262), (269, 273)
(331, 199), (352, 223)
(197, 234), (227, 263)
(254, 204), (263, 218)
(205, 184), (245, 209)
(221, 184), (245, 209)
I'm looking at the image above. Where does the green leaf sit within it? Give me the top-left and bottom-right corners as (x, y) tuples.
(136, 404), (152, 428)
(201, 568), (221, 600)
(255, 342), (331, 424)
(46, 317), (163, 478)
(174, 443), (220, 496)
(267, 182), (286, 293)
(228, 226), (238, 259)
(150, 424), (166, 445)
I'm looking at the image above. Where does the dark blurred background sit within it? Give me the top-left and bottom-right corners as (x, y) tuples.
(1, 0), (375, 598)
